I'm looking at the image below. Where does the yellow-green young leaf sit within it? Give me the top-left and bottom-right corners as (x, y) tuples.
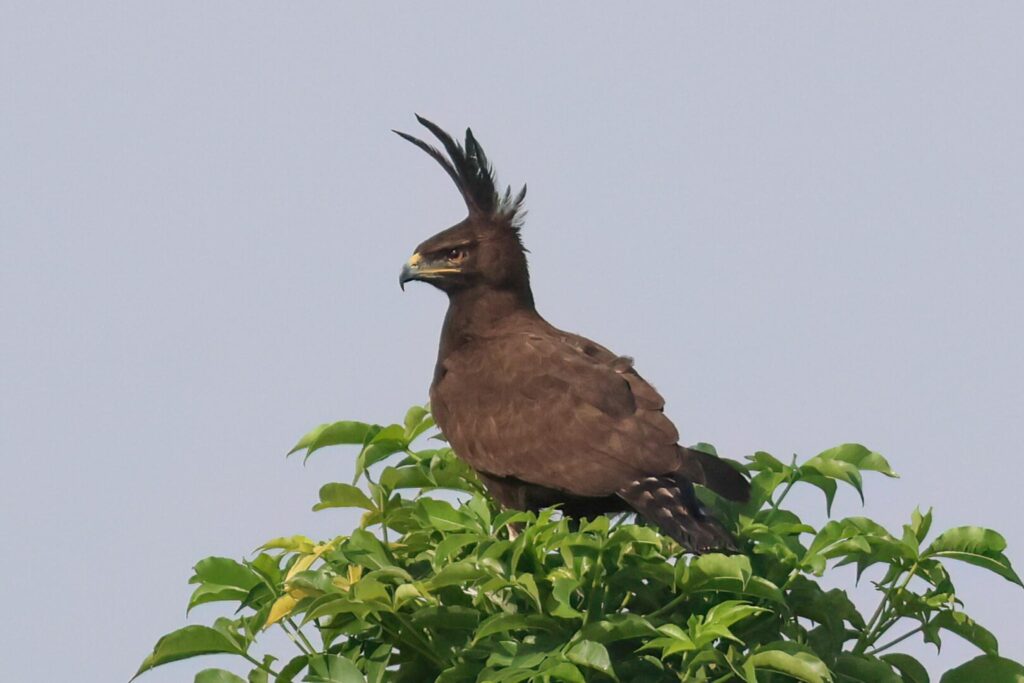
(925, 527), (1023, 587)
(940, 655), (1024, 683)
(195, 670), (247, 683)
(258, 535), (315, 553)
(313, 483), (376, 512)
(134, 626), (244, 678)
(263, 595), (298, 629)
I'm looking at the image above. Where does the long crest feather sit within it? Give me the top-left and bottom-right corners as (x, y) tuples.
(394, 115), (527, 226)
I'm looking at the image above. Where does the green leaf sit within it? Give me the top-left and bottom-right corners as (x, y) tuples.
(579, 613), (657, 643)
(196, 671), (247, 683)
(801, 457), (865, 502)
(929, 611), (999, 656)
(747, 643), (832, 683)
(677, 553), (786, 602)
(746, 451), (789, 473)
(342, 529), (394, 570)
(910, 507), (933, 544)
(832, 653), (901, 683)
(786, 575), (865, 630)
(134, 626), (244, 678)
(473, 613), (565, 643)
(289, 421), (374, 456)
(801, 473), (838, 516)
(681, 553), (752, 586)
(191, 557), (261, 590)
(187, 585), (251, 613)
(304, 654), (366, 683)
(550, 576), (584, 618)
(416, 498), (479, 532)
(801, 444), (895, 504)
(925, 527), (1023, 587)
(703, 600), (769, 629)
(691, 442), (719, 456)
(428, 560), (490, 589)
(566, 640), (615, 678)
(403, 404), (435, 442)
(881, 654), (930, 683)
(258, 535), (315, 553)
(248, 656), (273, 683)
(277, 655), (309, 683)
(186, 557), (262, 613)
(312, 483), (376, 512)
(815, 443), (897, 477)
(538, 659), (586, 683)
(352, 427), (409, 479)
(940, 655), (1024, 683)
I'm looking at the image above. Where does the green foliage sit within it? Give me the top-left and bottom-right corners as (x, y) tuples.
(136, 405), (1024, 682)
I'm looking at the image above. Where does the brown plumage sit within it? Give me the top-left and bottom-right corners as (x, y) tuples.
(397, 116), (750, 554)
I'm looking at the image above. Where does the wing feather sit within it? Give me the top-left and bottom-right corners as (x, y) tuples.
(431, 330), (680, 497)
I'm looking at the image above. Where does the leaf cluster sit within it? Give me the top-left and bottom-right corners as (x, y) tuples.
(135, 406), (1024, 682)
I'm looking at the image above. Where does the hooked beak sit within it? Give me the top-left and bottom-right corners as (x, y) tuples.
(399, 253), (422, 291)
(399, 252), (461, 291)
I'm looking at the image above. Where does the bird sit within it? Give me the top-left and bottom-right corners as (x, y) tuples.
(395, 116), (750, 554)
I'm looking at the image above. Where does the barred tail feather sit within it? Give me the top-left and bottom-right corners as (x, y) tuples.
(618, 476), (738, 554)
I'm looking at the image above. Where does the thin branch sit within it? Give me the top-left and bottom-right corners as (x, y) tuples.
(240, 652), (280, 678)
(285, 616), (318, 654)
(867, 625), (924, 656)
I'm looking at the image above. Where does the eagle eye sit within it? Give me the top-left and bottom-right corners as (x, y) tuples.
(445, 247), (468, 263)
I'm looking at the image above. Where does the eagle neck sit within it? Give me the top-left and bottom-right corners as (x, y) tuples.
(437, 286), (537, 360)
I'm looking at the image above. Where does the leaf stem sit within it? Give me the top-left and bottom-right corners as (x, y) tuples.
(855, 562), (918, 654)
(867, 625), (924, 655)
(241, 652), (280, 677)
(649, 590), (690, 620)
(278, 619), (311, 655)
(285, 617), (318, 654)
(768, 465), (799, 515)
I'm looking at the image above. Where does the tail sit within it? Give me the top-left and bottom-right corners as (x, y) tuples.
(617, 475), (739, 554)
(676, 446), (751, 503)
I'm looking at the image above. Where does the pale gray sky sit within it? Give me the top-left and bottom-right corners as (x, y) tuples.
(2, 3), (1022, 681)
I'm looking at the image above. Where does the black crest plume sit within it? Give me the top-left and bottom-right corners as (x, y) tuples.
(394, 115), (527, 225)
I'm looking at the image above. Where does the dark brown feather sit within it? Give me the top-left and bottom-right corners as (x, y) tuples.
(399, 118), (750, 554)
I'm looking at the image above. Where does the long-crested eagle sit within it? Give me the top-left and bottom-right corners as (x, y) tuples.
(396, 116), (750, 553)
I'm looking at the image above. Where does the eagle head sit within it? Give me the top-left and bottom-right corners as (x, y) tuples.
(395, 116), (529, 297)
